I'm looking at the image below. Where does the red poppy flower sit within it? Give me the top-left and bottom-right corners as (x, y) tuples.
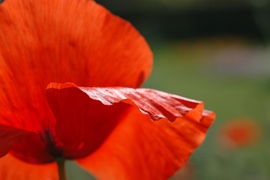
(218, 118), (260, 149)
(0, 0), (215, 179)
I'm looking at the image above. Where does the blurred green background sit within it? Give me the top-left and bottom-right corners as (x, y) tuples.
(68, 0), (270, 179)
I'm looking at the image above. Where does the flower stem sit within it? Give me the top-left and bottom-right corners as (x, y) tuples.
(56, 157), (67, 180)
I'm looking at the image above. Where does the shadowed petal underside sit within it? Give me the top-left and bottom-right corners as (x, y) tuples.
(0, 125), (29, 158)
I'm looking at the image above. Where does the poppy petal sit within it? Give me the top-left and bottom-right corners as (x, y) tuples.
(0, 0), (152, 88)
(10, 132), (56, 164)
(0, 124), (29, 158)
(0, 0), (152, 152)
(46, 82), (215, 179)
(77, 105), (215, 180)
(79, 85), (212, 124)
(0, 153), (57, 180)
(46, 83), (132, 159)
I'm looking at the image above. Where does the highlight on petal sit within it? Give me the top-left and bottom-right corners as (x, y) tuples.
(81, 86), (215, 127)
(0, 153), (57, 180)
(46, 82), (215, 180)
(0, 124), (29, 158)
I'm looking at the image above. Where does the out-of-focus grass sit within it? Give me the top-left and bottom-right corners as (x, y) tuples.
(143, 37), (270, 180)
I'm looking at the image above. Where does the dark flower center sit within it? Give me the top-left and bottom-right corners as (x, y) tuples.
(39, 129), (63, 158)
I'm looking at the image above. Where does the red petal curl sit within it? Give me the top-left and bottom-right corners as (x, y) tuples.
(46, 82), (215, 179)
(80, 86), (211, 124)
